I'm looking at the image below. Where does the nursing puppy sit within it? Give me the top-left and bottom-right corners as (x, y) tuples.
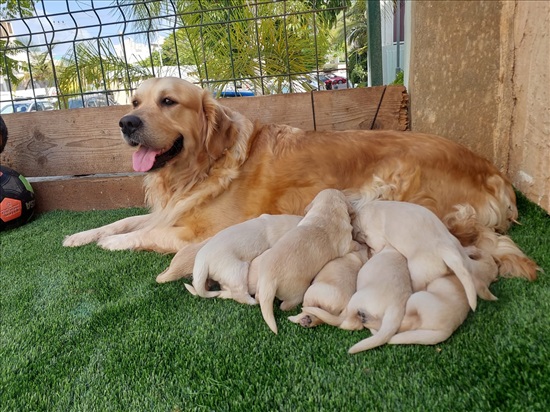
(351, 199), (479, 310)
(156, 238), (209, 283)
(389, 246), (499, 345)
(288, 244), (370, 328)
(256, 189), (355, 334)
(303, 245), (412, 353)
(184, 214), (301, 305)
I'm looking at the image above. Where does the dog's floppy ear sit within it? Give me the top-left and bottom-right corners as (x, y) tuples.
(202, 92), (239, 160)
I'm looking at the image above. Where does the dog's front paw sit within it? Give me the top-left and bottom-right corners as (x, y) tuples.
(63, 229), (104, 247)
(97, 234), (137, 251)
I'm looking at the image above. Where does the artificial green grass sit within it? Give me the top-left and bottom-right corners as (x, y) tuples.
(1, 194), (549, 411)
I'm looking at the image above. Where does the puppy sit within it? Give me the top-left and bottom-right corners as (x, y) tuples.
(351, 199), (479, 310)
(256, 189), (356, 334)
(388, 246), (499, 345)
(303, 245), (412, 353)
(156, 238), (210, 283)
(288, 244), (370, 328)
(184, 214), (301, 305)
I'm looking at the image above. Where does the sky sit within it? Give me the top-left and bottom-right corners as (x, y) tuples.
(8, 0), (167, 60)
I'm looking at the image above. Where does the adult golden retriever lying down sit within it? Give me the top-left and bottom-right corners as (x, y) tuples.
(63, 77), (538, 281)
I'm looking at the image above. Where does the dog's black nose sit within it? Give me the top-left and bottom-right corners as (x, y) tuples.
(119, 115), (142, 136)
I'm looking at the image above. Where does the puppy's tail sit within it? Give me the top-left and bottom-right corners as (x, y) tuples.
(348, 305), (405, 354)
(388, 329), (453, 345)
(257, 275), (279, 334)
(184, 283), (220, 298)
(441, 247), (478, 311)
(189, 259), (221, 299)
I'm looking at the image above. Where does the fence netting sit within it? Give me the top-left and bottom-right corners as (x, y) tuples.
(1, 0), (369, 112)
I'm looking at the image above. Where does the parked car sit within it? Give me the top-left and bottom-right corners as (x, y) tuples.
(1, 99), (55, 114)
(217, 90), (255, 98)
(67, 94), (116, 109)
(324, 76), (347, 90)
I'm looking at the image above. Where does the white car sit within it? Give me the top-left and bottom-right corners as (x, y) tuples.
(1, 100), (55, 114)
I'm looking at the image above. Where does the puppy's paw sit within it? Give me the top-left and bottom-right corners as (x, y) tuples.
(299, 315), (313, 327)
(287, 314), (314, 327)
(63, 229), (104, 247)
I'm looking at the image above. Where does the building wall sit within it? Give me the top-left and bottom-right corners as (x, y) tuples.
(408, 0), (550, 213)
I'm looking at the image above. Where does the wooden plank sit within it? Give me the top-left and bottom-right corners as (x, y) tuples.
(30, 174), (145, 212)
(312, 86), (386, 131)
(1, 106), (133, 178)
(220, 93), (314, 130)
(371, 85), (409, 131)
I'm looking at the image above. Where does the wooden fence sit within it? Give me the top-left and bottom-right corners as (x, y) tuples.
(0, 86), (408, 212)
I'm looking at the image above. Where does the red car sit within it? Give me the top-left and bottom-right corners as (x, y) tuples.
(324, 76), (347, 90)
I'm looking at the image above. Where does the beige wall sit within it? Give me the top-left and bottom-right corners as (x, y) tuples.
(408, 0), (550, 213)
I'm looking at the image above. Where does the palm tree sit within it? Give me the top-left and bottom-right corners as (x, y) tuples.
(56, 38), (150, 107)
(332, 1), (369, 85)
(115, 0), (337, 94)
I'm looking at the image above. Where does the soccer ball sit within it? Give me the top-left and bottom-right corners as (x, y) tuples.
(0, 165), (36, 231)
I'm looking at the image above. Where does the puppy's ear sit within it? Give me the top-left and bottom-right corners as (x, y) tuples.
(202, 92), (239, 160)
(303, 200), (313, 215)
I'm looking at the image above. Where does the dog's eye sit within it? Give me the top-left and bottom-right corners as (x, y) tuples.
(132, 100), (139, 108)
(161, 98), (175, 106)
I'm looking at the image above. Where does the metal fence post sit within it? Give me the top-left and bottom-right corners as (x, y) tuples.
(367, 0), (383, 86)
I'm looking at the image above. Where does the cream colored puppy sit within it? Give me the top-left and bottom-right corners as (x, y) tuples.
(256, 189), (356, 334)
(184, 214), (301, 305)
(388, 246), (499, 345)
(351, 199), (478, 310)
(303, 245), (412, 353)
(156, 238), (209, 283)
(288, 244), (370, 328)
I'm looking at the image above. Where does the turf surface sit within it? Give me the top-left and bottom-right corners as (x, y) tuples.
(1, 194), (549, 411)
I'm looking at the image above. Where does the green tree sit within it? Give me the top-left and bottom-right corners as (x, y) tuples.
(117, 0), (337, 94)
(56, 38), (150, 106)
(0, 0), (36, 89)
(333, 1), (369, 86)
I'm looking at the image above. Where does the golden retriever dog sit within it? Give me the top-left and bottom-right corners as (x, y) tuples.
(351, 199), (481, 310)
(303, 245), (412, 353)
(183, 214), (301, 305)
(62, 77), (538, 282)
(388, 246), (499, 346)
(288, 244), (370, 328)
(256, 189), (356, 334)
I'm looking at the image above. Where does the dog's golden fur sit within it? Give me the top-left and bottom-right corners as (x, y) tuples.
(63, 77), (538, 280)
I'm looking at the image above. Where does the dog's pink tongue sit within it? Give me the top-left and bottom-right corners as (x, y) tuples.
(132, 146), (161, 172)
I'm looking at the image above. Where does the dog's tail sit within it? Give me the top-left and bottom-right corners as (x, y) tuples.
(443, 204), (539, 281)
(257, 275), (279, 334)
(184, 283), (220, 298)
(476, 226), (541, 280)
(188, 258), (221, 299)
(347, 305), (405, 354)
(388, 329), (453, 345)
(440, 246), (478, 311)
